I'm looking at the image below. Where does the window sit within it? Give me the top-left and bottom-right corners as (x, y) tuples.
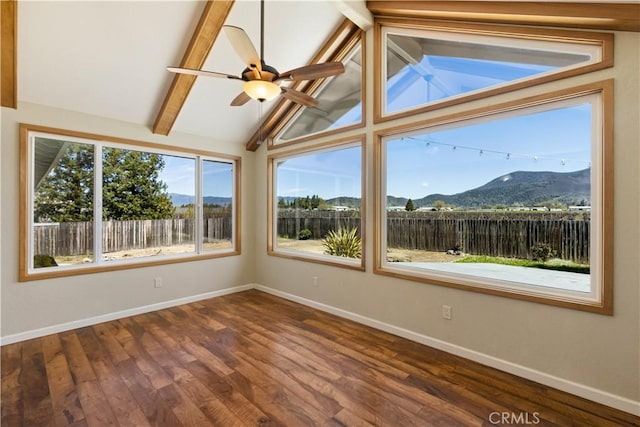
(272, 41), (364, 146)
(375, 19), (612, 123)
(268, 137), (365, 269)
(375, 81), (613, 313)
(267, 24), (365, 149)
(20, 125), (240, 281)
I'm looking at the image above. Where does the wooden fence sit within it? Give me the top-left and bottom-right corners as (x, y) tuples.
(34, 217), (232, 256)
(35, 212), (590, 263)
(385, 217), (589, 264)
(277, 210), (360, 241)
(276, 210), (590, 264)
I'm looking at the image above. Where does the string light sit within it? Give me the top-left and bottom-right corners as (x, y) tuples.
(410, 136), (589, 167)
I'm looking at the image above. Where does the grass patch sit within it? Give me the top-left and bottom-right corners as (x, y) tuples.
(455, 255), (590, 274)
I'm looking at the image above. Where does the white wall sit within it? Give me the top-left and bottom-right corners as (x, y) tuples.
(1, 28), (638, 416)
(254, 29), (640, 410)
(0, 102), (257, 338)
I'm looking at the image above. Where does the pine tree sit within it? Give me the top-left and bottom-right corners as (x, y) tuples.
(405, 198), (416, 211)
(34, 145), (174, 222)
(102, 148), (174, 220)
(34, 143), (94, 222)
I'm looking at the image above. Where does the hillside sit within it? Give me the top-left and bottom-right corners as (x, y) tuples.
(273, 168), (591, 209)
(170, 193), (232, 206)
(414, 168), (591, 208)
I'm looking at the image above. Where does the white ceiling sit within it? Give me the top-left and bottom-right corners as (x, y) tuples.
(18, 1), (346, 145)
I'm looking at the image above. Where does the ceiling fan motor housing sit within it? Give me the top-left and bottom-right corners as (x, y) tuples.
(241, 62), (280, 82)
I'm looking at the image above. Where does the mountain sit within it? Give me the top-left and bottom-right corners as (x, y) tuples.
(169, 193), (232, 206)
(274, 168), (591, 209)
(414, 168), (591, 208)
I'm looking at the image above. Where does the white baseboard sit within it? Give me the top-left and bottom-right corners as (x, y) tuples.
(2, 282), (638, 416)
(254, 284), (640, 417)
(0, 284), (254, 346)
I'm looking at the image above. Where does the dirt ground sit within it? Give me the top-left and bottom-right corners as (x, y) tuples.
(55, 241), (232, 265)
(277, 238), (464, 262)
(56, 239), (462, 265)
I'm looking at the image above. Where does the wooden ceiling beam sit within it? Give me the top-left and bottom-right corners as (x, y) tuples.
(153, 0), (234, 136)
(333, 0), (374, 31)
(366, 1), (640, 32)
(1, 0), (17, 109)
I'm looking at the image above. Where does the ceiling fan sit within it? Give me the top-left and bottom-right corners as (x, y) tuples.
(167, 0), (345, 107)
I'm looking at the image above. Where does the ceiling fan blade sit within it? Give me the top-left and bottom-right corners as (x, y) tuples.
(223, 25), (262, 72)
(230, 91), (251, 107)
(277, 62), (345, 81)
(281, 87), (318, 107)
(167, 66), (242, 80)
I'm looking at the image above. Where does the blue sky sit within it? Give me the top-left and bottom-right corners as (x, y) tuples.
(386, 103), (592, 199)
(270, 101), (592, 201)
(159, 156), (233, 197)
(161, 47), (593, 201)
(276, 146), (361, 200)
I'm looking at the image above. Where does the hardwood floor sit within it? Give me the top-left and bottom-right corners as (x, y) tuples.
(2, 290), (638, 426)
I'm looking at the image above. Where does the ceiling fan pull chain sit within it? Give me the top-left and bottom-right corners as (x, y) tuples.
(259, 101), (264, 143)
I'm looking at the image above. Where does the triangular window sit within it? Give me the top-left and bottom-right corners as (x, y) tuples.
(377, 21), (611, 122)
(272, 38), (364, 145)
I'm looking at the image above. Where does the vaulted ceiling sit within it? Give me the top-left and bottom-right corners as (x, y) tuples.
(5, 1), (639, 151)
(15, 1), (347, 146)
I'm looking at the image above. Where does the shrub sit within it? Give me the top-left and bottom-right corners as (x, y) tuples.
(298, 229), (312, 240)
(531, 243), (557, 262)
(322, 227), (362, 259)
(34, 254), (58, 268)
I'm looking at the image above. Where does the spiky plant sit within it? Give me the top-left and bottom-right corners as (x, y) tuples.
(322, 227), (362, 259)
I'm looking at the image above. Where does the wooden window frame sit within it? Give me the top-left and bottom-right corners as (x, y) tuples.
(19, 124), (242, 282)
(267, 135), (366, 271)
(374, 81), (614, 314)
(267, 31), (366, 149)
(244, 19), (363, 152)
(374, 17), (613, 124)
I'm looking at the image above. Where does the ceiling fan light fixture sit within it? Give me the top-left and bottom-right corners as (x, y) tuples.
(243, 80), (281, 102)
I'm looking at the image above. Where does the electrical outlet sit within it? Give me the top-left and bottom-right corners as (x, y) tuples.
(154, 277), (163, 288)
(312, 276), (319, 287)
(442, 305), (452, 320)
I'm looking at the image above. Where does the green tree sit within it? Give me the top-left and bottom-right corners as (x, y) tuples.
(34, 143), (94, 222)
(102, 148), (174, 220)
(405, 199), (416, 211)
(433, 200), (447, 210)
(34, 145), (174, 222)
(309, 194), (326, 210)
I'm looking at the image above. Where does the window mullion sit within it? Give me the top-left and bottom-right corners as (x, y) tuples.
(94, 143), (103, 265)
(195, 157), (203, 254)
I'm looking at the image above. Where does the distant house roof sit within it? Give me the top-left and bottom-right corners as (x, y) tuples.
(34, 138), (69, 190)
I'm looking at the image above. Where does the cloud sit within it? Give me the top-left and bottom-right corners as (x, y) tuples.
(421, 181), (429, 188)
(282, 187), (308, 195)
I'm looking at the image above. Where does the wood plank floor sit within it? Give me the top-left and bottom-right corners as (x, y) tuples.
(2, 290), (638, 426)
